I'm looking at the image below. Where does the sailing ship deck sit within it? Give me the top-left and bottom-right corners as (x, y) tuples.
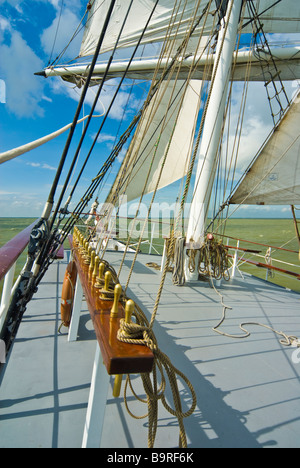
(1, 250), (300, 449)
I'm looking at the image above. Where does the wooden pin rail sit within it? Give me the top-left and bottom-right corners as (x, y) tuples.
(69, 236), (154, 375)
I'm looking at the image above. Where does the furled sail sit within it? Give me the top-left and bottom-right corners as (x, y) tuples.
(80, 0), (300, 58)
(0, 116), (95, 164)
(230, 92), (300, 206)
(47, 46), (300, 83)
(106, 79), (202, 206)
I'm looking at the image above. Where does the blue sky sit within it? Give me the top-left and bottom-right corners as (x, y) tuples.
(0, 0), (299, 219)
(0, 0), (150, 217)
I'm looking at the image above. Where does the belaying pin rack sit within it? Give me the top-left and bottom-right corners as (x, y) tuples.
(69, 230), (154, 378)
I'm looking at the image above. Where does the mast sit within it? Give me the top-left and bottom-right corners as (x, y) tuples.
(185, 0), (242, 281)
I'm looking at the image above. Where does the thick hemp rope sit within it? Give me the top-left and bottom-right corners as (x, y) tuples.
(89, 253), (197, 448)
(117, 302), (197, 448)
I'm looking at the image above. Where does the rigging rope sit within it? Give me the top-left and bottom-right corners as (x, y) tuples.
(60, 0), (215, 255)
(54, 0), (165, 247)
(172, 237), (186, 286)
(48, 0), (65, 66)
(117, 295), (197, 449)
(187, 235), (230, 281)
(187, 235), (300, 354)
(53, 0), (136, 222)
(97, 0), (216, 447)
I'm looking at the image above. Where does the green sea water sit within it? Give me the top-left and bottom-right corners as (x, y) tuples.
(217, 218), (300, 293)
(0, 217), (299, 293)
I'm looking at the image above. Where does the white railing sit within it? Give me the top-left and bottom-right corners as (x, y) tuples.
(224, 236), (300, 286)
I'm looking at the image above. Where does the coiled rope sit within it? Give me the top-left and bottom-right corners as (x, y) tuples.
(187, 236), (230, 281)
(87, 252), (197, 448)
(172, 237), (186, 286)
(117, 301), (197, 448)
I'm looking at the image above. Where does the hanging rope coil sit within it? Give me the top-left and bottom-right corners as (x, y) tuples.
(172, 237), (186, 286)
(117, 302), (197, 448)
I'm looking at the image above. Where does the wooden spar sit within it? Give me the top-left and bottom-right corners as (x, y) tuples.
(69, 236), (154, 375)
(38, 46), (300, 81)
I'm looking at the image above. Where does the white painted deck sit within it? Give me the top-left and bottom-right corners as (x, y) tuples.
(1, 251), (300, 448)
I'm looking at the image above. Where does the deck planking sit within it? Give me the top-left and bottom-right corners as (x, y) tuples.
(0, 250), (300, 448)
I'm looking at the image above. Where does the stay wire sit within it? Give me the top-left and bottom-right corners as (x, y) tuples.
(48, 3), (91, 68)
(34, 0), (118, 281)
(54, 0), (135, 220)
(67, 0), (155, 204)
(59, 0), (163, 241)
(48, 0), (65, 67)
(46, 0), (117, 225)
(60, 1), (212, 243)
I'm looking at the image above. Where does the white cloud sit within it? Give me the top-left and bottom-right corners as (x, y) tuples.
(0, 16), (10, 32)
(40, 7), (83, 62)
(42, 163), (57, 171)
(0, 27), (45, 117)
(0, 0), (22, 8)
(53, 77), (142, 123)
(26, 162), (41, 168)
(0, 0), (80, 10)
(224, 79), (297, 183)
(0, 191), (44, 217)
(0, 1), (85, 118)
(97, 134), (116, 144)
(26, 162), (57, 171)
(0, 190), (20, 195)
(222, 82), (275, 177)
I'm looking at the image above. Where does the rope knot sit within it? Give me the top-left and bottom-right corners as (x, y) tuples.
(117, 319), (156, 350)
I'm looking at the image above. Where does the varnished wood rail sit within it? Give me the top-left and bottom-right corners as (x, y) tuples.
(0, 221), (37, 282)
(70, 237), (154, 375)
(0, 221), (64, 334)
(0, 221), (64, 282)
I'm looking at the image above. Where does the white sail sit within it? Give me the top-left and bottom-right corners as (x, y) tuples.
(80, 0), (210, 57)
(230, 92), (300, 206)
(106, 79), (202, 205)
(80, 0), (300, 58)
